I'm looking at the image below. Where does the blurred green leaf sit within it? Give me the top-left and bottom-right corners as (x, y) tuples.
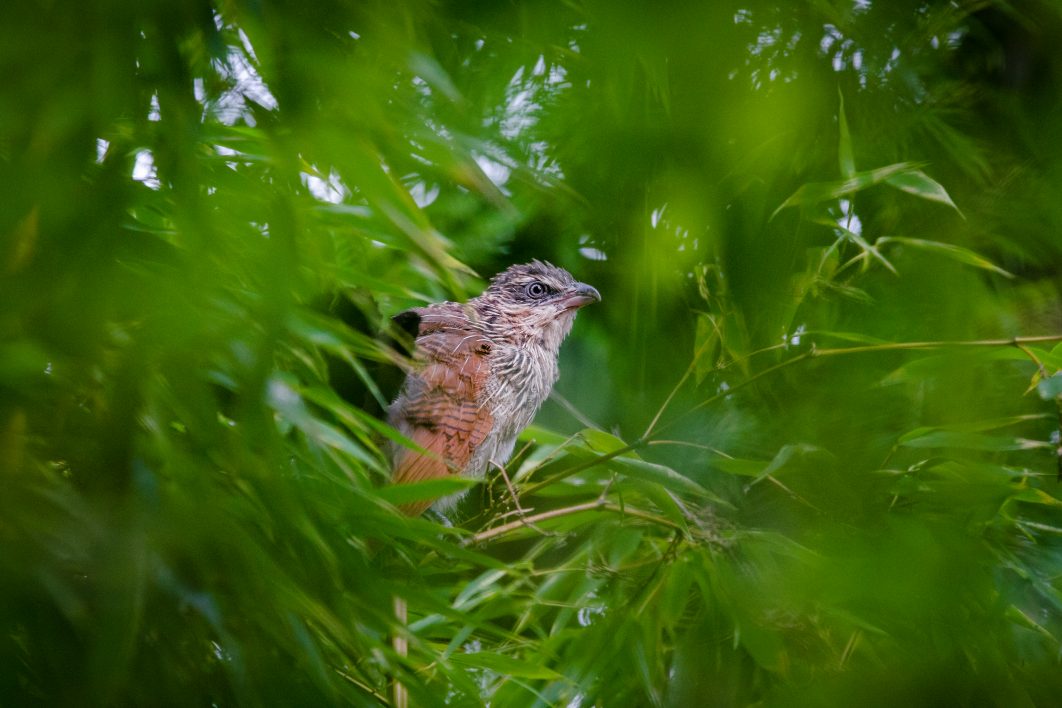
(837, 89), (855, 180)
(899, 430), (1052, 452)
(579, 429), (712, 498)
(1009, 488), (1062, 508)
(771, 162), (916, 219)
(878, 237), (1011, 278)
(376, 477), (479, 506)
(884, 170), (964, 216)
(448, 651), (563, 680)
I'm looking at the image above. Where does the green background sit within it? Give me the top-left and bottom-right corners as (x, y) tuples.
(3, 0), (1062, 705)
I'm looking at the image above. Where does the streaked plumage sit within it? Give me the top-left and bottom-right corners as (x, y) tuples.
(388, 261), (600, 515)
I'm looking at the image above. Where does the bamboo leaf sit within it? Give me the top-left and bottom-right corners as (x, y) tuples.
(579, 429), (712, 497)
(376, 477), (478, 506)
(771, 162), (917, 219)
(877, 237), (1011, 278)
(884, 170), (964, 217)
(838, 89), (855, 179)
(899, 430), (1052, 452)
(448, 651), (562, 680)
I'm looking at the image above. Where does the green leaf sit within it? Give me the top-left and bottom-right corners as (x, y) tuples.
(579, 429), (713, 498)
(608, 457), (712, 498)
(448, 651), (562, 680)
(519, 424), (575, 448)
(454, 569), (508, 609)
(833, 224), (897, 274)
(408, 52), (463, 104)
(899, 430), (1052, 452)
(838, 89), (855, 179)
(1005, 605), (1059, 643)
(883, 170), (964, 217)
(709, 444), (830, 484)
(882, 350), (1034, 386)
(581, 428), (631, 454)
(267, 374), (384, 471)
(376, 477), (479, 506)
(694, 313), (720, 385)
(771, 162), (917, 219)
(734, 619), (787, 672)
(877, 237), (1011, 278)
(710, 456), (767, 477)
(912, 414), (1052, 434)
(0, 340), (53, 388)
(751, 443), (831, 484)
(620, 478), (695, 526)
(1009, 488), (1062, 508)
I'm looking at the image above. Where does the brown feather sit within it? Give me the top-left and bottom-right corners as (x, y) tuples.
(389, 304), (493, 515)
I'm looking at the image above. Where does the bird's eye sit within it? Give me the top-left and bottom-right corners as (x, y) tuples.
(525, 281), (549, 299)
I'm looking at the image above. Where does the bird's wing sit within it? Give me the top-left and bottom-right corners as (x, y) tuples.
(389, 303), (494, 515)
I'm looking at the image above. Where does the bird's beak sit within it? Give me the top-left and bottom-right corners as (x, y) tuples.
(560, 282), (601, 310)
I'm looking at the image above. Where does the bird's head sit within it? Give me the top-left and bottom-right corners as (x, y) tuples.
(477, 260), (600, 348)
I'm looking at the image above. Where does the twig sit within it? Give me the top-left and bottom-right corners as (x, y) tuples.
(812, 334), (1062, 357)
(467, 499), (685, 545)
(334, 667), (390, 703)
(491, 459), (555, 538)
(519, 439), (645, 497)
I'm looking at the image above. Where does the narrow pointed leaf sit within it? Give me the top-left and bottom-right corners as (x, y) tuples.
(899, 430), (1052, 451)
(878, 237), (1012, 278)
(838, 89), (855, 179)
(771, 162), (917, 219)
(884, 170), (964, 217)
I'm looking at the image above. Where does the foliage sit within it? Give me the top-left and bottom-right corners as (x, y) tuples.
(3, 0), (1062, 705)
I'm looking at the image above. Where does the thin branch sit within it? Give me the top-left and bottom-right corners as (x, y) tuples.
(334, 667), (390, 703)
(506, 438), (537, 474)
(518, 431), (582, 477)
(715, 341), (788, 373)
(813, 334), (1062, 357)
(467, 499), (685, 545)
(491, 459), (556, 538)
(519, 440), (644, 497)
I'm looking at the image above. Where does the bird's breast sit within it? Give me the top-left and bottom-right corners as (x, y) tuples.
(487, 345), (558, 425)
(457, 343), (558, 480)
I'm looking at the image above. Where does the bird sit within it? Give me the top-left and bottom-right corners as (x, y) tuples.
(387, 260), (601, 516)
